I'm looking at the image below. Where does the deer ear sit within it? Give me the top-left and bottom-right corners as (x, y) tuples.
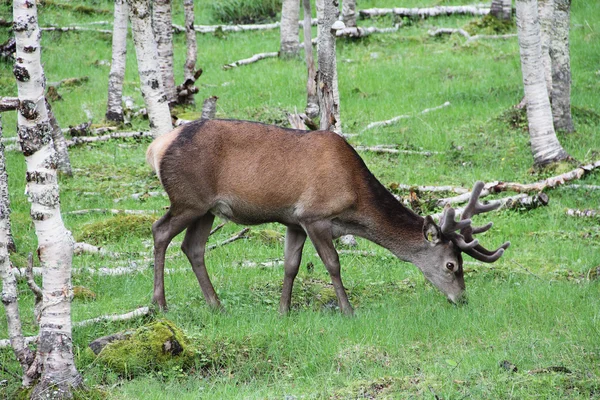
(423, 216), (442, 244)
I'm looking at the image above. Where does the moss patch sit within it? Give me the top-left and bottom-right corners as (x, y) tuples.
(75, 214), (155, 246)
(95, 320), (195, 378)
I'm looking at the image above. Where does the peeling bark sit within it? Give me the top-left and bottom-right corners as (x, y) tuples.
(280, 0), (300, 58)
(106, 0), (128, 123)
(516, 0), (569, 167)
(127, 0), (173, 137)
(302, 0), (319, 118)
(316, 0), (342, 133)
(152, 0), (177, 105)
(12, 0), (83, 395)
(550, 0), (574, 132)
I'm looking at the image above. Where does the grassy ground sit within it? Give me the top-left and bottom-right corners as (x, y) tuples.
(0, 0), (599, 398)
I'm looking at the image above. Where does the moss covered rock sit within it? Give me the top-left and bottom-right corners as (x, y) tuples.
(95, 320), (194, 377)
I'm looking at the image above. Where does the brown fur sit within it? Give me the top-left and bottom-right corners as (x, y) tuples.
(146, 119), (495, 313)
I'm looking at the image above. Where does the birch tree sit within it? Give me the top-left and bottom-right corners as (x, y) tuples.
(46, 100), (72, 177)
(550, 0), (574, 132)
(538, 0), (553, 91)
(516, 0), (570, 167)
(127, 0), (173, 137)
(316, 0), (342, 133)
(12, 0), (83, 396)
(0, 113), (32, 378)
(303, 0), (319, 118)
(341, 0), (357, 28)
(280, 0), (300, 58)
(106, 0), (128, 123)
(490, 0), (512, 20)
(152, 0), (177, 104)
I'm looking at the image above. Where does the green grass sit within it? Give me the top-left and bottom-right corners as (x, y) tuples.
(1, 0), (600, 398)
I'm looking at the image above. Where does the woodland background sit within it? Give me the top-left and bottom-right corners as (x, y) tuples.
(0, 0), (599, 398)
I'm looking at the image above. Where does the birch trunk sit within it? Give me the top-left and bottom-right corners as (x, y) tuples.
(516, 0), (569, 166)
(183, 0), (197, 83)
(152, 0), (177, 105)
(0, 115), (15, 253)
(46, 100), (73, 177)
(106, 0), (128, 123)
(303, 0), (319, 118)
(127, 0), (173, 137)
(341, 0), (357, 28)
(490, 0), (512, 20)
(280, 0), (300, 58)
(12, 0), (83, 395)
(537, 0), (553, 92)
(550, 0), (574, 132)
(316, 0), (342, 133)
(0, 114), (32, 376)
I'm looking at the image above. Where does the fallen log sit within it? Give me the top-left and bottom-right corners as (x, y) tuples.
(430, 192), (549, 220)
(0, 97), (19, 112)
(40, 26), (112, 34)
(223, 52), (279, 70)
(361, 101), (451, 132)
(565, 209), (598, 218)
(335, 25), (400, 38)
(74, 306), (150, 328)
(360, 5), (490, 19)
(355, 145), (440, 156)
(428, 28), (517, 43)
(66, 208), (155, 216)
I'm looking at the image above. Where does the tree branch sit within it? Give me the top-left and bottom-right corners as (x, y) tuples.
(361, 101), (451, 132)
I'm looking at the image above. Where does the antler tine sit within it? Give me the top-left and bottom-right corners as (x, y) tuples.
(440, 181), (509, 263)
(461, 181), (499, 221)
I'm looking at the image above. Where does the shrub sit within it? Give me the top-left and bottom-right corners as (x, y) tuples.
(212, 0), (281, 24)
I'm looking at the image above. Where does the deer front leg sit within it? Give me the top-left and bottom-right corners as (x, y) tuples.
(181, 213), (223, 311)
(279, 226), (307, 314)
(152, 210), (198, 310)
(303, 220), (354, 316)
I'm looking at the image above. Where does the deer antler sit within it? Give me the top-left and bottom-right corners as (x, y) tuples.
(440, 181), (510, 262)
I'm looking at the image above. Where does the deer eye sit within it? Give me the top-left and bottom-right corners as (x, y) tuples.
(446, 262), (455, 271)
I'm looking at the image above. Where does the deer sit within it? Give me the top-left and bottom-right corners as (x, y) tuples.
(146, 119), (510, 315)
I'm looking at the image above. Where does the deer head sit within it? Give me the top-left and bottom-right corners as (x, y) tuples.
(415, 181), (510, 303)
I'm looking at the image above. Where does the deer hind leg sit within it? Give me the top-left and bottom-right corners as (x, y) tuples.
(279, 226), (307, 315)
(303, 220), (354, 316)
(181, 213), (223, 311)
(152, 209), (200, 310)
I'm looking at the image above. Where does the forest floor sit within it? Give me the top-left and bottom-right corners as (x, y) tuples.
(0, 0), (599, 398)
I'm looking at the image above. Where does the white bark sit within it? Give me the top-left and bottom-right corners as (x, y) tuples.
(550, 0), (574, 132)
(538, 0), (554, 92)
(516, 0), (569, 166)
(491, 0), (513, 20)
(280, 0), (300, 58)
(183, 0), (197, 83)
(362, 102), (451, 132)
(359, 5), (490, 19)
(341, 0), (357, 28)
(152, 0), (177, 104)
(73, 306), (150, 327)
(316, 0), (342, 133)
(13, 0), (83, 394)
(106, 0), (128, 123)
(336, 25), (400, 38)
(223, 52), (279, 69)
(46, 100), (73, 177)
(127, 0), (173, 137)
(303, 0), (319, 118)
(0, 114), (32, 375)
(201, 96), (218, 119)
